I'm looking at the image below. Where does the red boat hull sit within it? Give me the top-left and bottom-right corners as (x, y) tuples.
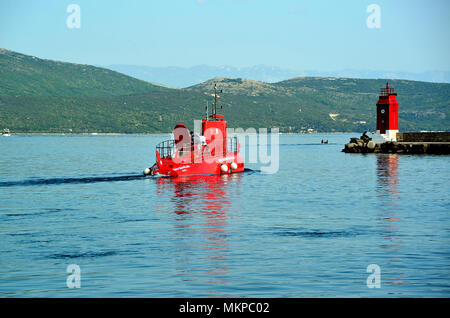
(152, 151), (244, 177)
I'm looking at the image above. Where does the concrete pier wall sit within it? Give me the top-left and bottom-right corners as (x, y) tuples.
(397, 132), (450, 142)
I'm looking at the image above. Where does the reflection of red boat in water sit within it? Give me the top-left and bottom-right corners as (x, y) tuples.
(156, 173), (241, 215)
(156, 173), (243, 287)
(144, 84), (244, 177)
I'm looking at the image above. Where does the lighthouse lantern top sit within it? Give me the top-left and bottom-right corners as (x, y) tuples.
(380, 82), (397, 97)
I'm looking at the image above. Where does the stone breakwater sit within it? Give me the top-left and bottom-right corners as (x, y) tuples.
(342, 135), (450, 155)
(342, 132), (450, 155)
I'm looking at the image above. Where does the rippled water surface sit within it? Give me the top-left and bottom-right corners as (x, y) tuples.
(0, 134), (449, 297)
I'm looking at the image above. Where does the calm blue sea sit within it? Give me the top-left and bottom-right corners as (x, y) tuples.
(0, 134), (449, 297)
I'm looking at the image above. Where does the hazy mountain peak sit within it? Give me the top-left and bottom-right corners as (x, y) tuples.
(105, 64), (450, 88)
(185, 76), (284, 97)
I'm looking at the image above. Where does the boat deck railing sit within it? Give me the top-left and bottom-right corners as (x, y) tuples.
(156, 139), (176, 159)
(156, 136), (239, 160)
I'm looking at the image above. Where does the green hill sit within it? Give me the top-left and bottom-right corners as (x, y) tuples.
(187, 77), (449, 132)
(0, 48), (169, 97)
(0, 49), (448, 133)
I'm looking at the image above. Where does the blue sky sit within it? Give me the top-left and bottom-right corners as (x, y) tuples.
(1, 0), (449, 72)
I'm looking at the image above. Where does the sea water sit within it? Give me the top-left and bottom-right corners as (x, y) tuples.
(0, 134), (449, 297)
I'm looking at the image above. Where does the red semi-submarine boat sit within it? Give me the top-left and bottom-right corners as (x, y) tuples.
(143, 84), (244, 177)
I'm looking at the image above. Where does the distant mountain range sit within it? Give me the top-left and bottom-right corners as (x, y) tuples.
(105, 64), (450, 88)
(1, 48), (449, 133)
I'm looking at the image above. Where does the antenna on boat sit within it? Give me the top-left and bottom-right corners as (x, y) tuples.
(213, 83), (223, 120)
(205, 100), (209, 119)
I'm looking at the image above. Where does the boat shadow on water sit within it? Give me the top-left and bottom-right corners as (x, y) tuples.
(0, 174), (145, 187)
(0, 168), (257, 188)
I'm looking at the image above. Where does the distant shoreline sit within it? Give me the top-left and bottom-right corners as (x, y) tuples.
(2, 132), (169, 135)
(3, 131), (357, 136)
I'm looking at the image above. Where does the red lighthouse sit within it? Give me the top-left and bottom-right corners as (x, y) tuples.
(376, 82), (399, 141)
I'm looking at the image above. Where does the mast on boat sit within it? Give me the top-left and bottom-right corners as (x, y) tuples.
(212, 83), (222, 121)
